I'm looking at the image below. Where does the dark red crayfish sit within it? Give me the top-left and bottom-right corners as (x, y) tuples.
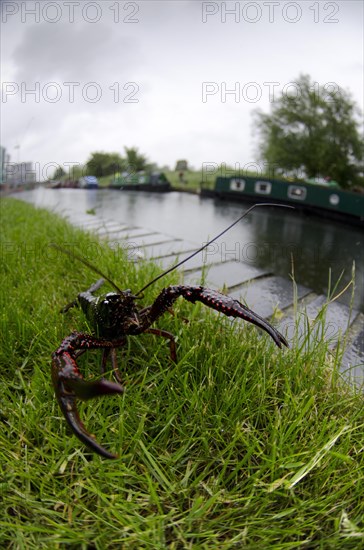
(52, 204), (290, 458)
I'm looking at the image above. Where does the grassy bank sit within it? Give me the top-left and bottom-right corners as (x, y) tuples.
(97, 170), (207, 192)
(0, 197), (363, 549)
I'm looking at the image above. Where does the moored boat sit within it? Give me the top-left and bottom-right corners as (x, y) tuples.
(110, 171), (171, 192)
(201, 176), (364, 226)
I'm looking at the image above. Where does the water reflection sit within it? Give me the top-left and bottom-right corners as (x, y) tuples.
(16, 187), (363, 311)
(247, 207), (362, 309)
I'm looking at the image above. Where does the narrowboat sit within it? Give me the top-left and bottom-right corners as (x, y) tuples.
(110, 171), (171, 192)
(200, 176), (364, 226)
(79, 176), (99, 189)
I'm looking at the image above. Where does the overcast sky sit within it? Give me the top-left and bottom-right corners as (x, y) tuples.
(1, 0), (363, 179)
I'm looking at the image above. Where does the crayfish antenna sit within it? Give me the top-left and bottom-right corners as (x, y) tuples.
(136, 203), (295, 296)
(60, 299), (78, 313)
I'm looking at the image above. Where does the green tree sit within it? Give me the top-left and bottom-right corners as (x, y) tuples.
(254, 74), (363, 188)
(124, 147), (150, 173)
(86, 152), (125, 177)
(69, 165), (84, 180)
(53, 166), (66, 180)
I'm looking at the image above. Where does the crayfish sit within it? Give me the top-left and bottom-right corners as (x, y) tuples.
(52, 204), (290, 458)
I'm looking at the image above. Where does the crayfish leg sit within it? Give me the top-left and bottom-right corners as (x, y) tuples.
(145, 328), (177, 362)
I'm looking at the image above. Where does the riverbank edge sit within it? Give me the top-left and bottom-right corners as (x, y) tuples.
(3, 182), (363, 230)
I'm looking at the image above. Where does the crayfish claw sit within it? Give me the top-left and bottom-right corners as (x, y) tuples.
(52, 340), (124, 459)
(65, 377), (124, 400)
(54, 381), (121, 459)
(153, 285), (289, 350)
(57, 393), (119, 459)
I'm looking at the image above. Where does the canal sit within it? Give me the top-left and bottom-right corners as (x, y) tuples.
(15, 187), (364, 313)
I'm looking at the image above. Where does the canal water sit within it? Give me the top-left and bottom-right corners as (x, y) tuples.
(14, 187), (364, 313)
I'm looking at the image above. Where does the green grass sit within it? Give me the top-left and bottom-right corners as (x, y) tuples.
(98, 174), (116, 188)
(1, 197), (363, 549)
(163, 170), (209, 191)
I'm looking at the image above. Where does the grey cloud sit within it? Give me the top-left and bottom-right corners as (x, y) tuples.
(12, 20), (140, 83)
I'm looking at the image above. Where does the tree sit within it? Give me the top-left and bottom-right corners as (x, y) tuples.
(86, 152), (125, 178)
(254, 74), (363, 188)
(124, 147), (150, 173)
(53, 166), (66, 180)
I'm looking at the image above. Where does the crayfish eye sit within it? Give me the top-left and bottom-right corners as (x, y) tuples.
(103, 292), (120, 304)
(122, 289), (139, 300)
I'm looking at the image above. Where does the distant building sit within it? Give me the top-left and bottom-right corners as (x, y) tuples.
(0, 146), (10, 186)
(175, 160), (189, 172)
(5, 162), (36, 186)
